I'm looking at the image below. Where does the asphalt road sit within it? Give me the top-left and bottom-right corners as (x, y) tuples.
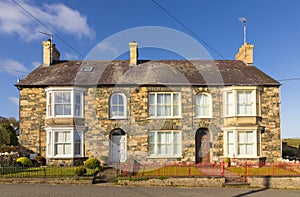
(0, 184), (299, 197)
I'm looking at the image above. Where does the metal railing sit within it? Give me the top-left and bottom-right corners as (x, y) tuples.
(0, 166), (95, 179)
(119, 161), (300, 178)
(1, 161), (300, 180)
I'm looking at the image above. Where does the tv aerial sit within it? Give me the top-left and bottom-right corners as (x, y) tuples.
(38, 31), (53, 42)
(238, 17), (247, 43)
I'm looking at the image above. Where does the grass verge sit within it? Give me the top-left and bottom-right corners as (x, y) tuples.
(136, 166), (204, 176)
(227, 166), (299, 176)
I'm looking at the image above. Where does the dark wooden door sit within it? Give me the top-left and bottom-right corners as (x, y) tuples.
(195, 128), (210, 163)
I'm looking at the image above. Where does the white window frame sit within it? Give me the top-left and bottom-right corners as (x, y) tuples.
(46, 87), (85, 118)
(45, 127), (85, 158)
(149, 92), (181, 118)
(110, 93), (127, 119)
(148, 130), (182, 158)
(195, 93), (212, 118)
(223, 127), (260, 158)
(224, 87), (258, 117)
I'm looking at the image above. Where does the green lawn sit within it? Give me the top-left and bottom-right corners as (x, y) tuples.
(136, 166), (204, 176)
(283, 138), (300, 148)
(227, 166), (300, 176)
(0, 166), (95, 178)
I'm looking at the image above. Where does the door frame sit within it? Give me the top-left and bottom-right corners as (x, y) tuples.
(109, 128), (127, 163)
(195, 128), (211, 163)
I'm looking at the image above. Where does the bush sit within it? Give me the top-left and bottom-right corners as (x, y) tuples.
(225, 157), (231, 163)
(84, 158), (100, 169)
(0, 123), (18, 146)
(35, 155), (46, 166)
(16, 157), (32, 167)
(75, 166), (87, 176)
(0, 126), (10, 145)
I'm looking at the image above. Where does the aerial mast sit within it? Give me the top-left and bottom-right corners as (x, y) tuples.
(39, 31), (54, 63)
(238, 17), (247, 44)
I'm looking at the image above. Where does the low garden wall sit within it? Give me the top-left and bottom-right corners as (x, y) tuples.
(118, 176), (300, 189)
(118, 177), (225, 187)
(248, 176), (300, 189)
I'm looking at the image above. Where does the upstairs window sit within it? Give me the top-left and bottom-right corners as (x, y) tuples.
(46, 87), (85, 118)
(227, 92), (234, 116)
(195, 93), (212, 118)
(110, 93), (126, 119)
(54, 92), (71, 116)
(237, 91), (253, 115)
(224, 87), (258, 116)
(149, 93), (181, 118)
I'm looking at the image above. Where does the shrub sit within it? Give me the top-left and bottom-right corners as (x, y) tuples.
(75, 166), (87, 176)
(225, 157), (231, 163)
(0, 126), (10, 145)
(16, 157), (32, 167)
(35, 155), (46, 166)
(84, 158), (100, 169)
(0, 123), (18, 146)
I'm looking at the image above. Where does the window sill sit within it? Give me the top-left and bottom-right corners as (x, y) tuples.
(46, 155), (84, 159)
(147, 155), (183, 159)
(110, 117), (128, 120)
(194, 116), (213, 119)
(221, 156), (260, 159)
(46, 116), (84, 119)
(147, 117), (183, 120)
(223, 115), (259, 118)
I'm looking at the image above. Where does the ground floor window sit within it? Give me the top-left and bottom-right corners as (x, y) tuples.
(149, 130), (182, 158)
(224, 128), (260, 158)
(46, 127), (84, 158)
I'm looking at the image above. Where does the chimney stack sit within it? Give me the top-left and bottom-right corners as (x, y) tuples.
(42, 39), (60, 66)
(129, 41), (138, 65)
(235, 42), (254, 64)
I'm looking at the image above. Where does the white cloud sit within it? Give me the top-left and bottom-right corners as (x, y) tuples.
(32, 61), (41, 69)
(95, 42), (119, 55)
(0, 59), (28, 76)
(63, 52), (78, 60)
(0, 1), (94, 41)
(9, 96), (19, 106)
(87, 42), (120, 60)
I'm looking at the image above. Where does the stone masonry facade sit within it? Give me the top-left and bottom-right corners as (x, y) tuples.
(19, 88), (46, 156)
(19, 84), (281, 166)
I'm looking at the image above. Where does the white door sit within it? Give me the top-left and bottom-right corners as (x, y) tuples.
(119, 135), (126, 162)
(111, 135), (126, 163)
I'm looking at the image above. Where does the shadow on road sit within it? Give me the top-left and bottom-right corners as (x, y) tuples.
(232, 176), (270, 197)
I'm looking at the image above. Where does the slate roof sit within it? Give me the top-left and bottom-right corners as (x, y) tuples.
(16, 60), (280, 87)
(0, 116), (9, 124)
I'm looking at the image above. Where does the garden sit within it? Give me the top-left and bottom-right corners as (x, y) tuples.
(2, 150), (300, 181)
(0, 152), (101, 179)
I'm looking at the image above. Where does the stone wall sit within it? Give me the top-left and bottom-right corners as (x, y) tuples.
(118, 176), (300, 189)
(83, 85), (281, 164)
(83, 86), (224, 164)
(19, 88), (46, 156)
(118, 177), (225, 187)
(260, 87), (281, 162)
(248, 176), (300, 189)
(18, 85), (281, 165)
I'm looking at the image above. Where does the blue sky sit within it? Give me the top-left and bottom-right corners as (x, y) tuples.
(0, 0), (299, 138)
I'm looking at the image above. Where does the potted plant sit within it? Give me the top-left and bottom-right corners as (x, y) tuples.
(225, 157), (231, 167)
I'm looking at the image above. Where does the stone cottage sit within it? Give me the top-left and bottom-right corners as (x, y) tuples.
(16, 40), (281, 166)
